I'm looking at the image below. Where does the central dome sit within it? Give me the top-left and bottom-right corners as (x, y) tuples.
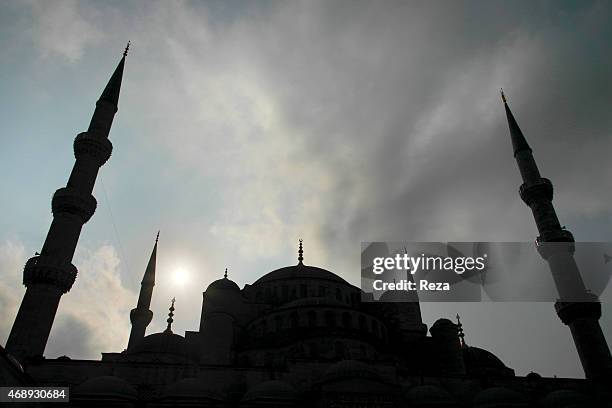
(254, 263), (347, 285)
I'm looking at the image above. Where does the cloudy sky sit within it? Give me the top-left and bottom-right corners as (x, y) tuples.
(1, 0), (611, 378)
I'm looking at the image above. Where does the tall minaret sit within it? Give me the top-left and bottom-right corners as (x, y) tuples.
(501, 90), (612, 379)
(127, 232), (158, 349)
(5, 44), (130, 361)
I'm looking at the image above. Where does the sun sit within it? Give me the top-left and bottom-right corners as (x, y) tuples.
(173, 268), (189, 286)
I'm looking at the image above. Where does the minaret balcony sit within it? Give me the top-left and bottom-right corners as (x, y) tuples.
(73, 132), (113, 166)
(519, 178), (553, 206)
(555, 297), (601, 324)
(51, 187), (97, 223)
(23, 256), (77, 293)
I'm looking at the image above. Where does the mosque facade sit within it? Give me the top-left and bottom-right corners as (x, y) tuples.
(1, 48), (611, 407)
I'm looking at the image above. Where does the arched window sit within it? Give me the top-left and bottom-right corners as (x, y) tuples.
(325, 310), (336, 327)
(359, 315), (367, 330)
(371, 319), (379, 335)
(308, 310), (317, 327)
(334, 341), (345, 358)
(342, 312), (351, 328)
(335, 288), (342, 301)
(274, 315), (283, 332)
(290, 311), (298, 328)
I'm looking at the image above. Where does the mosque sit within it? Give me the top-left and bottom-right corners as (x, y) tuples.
(1, 46), (611, 407)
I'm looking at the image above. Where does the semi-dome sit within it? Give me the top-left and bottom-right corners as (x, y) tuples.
(254, 263), (348, 285)
(75, 375), (137, 400)
(473, 387), (526, 408)
(405, 385), (454, 406)
(242, 380), (297, 401)
(463, 346), (514, 377)
(161, 377), (224, 401)
(323, 360), (383, 383)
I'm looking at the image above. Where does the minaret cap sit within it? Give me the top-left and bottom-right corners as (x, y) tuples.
(501, 89), (532, 156)
(224, 267), (228, 279)
(123, 41), (130, 57)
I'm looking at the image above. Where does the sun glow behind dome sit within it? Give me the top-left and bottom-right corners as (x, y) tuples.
(173, 268), (190, 286)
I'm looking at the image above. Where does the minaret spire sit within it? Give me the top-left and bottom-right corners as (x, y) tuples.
(128, 232), (158, 349)
(298, 239), (304, 264)
(502, 92), (612, 379)
(456, 314), (466, 348)
(6, 46), (128, 361)
(164, 298), (176, 334)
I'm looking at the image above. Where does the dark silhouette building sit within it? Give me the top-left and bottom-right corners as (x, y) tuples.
(1, 49), (611, 407)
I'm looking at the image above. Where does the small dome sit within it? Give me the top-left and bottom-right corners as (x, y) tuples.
(242, 380), (297, 401)
(406, 385), (454, 405)
(254, 263), (347, 285)
(162, 377), (224, 401)
(75, 376), (137, 400)
(540, 389), (589, 408)
(128, 331), (187, 356)
(323, 360), (383, 383)
(208, 277), (240, 292)
(431, 318), (455, 329)
(474, 387), (526, 407)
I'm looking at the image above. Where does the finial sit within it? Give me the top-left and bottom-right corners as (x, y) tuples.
(165, 297), (175, 333)
(155, 230), (160, 243)
(224, 267), (228, 279)
(500, 88), (507, 104)
(456, 313), (466, 347)
(298, 239), (304, 264)
(123, 41), (130, 57)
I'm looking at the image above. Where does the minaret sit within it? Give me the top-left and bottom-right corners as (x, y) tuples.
(5, 44), (130, 361)
(501, 90), (612, 379)
(127, 232), (158, 349)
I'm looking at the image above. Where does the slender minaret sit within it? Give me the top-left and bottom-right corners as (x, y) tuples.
(127, 232), (158, 349)
(501, 90), (612, 379)
(5, 44), (130, 361)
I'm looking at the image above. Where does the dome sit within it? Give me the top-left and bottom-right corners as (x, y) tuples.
(128, 331), (187, 356)
(242, 380), (297, 401)
(540, 389), (589, 408)
(254, 263), (347, 285)
(280, 296), (346, 309)
(323, 360), (383, 383)
(474, 387), (526, 408)
(162, 377), (224, 401)
(75, 375), (137, 400)
(405, 385), (454, 405)
(208, 277), (240, 292)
